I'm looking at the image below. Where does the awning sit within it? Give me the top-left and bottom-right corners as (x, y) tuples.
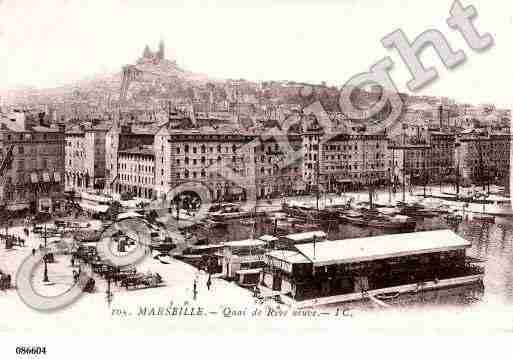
(117, 212), (143, 220)
(293, 181), (306, 191)
(229, 187), (243, 195)
(6, 203), (30, 211)
(79, 201), (109, 213)
(236, 268), (262, 275)
(30, 173), (39, 183)
(54, 172), (61, 182)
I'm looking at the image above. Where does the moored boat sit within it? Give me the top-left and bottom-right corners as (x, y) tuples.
(209, 203), (256, 221)
(338, 208), (416, 230)
(263, 230), (485, 308)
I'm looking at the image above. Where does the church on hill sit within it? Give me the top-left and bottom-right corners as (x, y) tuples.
(137, 40), (168, 65)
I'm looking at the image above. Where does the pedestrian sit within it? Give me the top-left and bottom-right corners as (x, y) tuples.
(71, 257), (75, 267)
(206, 274), (212, 291)
(193, 279), (198, 300)
(32, 248), (36, 256)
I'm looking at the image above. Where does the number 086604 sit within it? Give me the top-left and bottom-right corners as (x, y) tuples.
(15, 346), (47, 355)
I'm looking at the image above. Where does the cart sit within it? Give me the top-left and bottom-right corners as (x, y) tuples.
(0, 272), (12, 290)
(121, 272), (163, 290)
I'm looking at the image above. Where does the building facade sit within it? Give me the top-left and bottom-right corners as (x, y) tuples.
(254, 134), (304, 199)
(302, 128), (390, 193)
(456, 131), (510, 185)
(0, 112), (65, 213)
(64, 125), (109, 193)
(106, 124), (157, 197)
(167, 130), (256, 202)
(117, 145), (156, 199)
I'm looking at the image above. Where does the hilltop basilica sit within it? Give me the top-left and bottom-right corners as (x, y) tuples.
(136, 40), (176, 66)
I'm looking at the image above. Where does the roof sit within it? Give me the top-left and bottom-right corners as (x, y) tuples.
(129, 127), (159, 136)
(284, 231), (327, 242)
(259, 235), (279, 242)
(66, 128), (85, 135)
(294, 230), (470, 267)
(117, 212), (143, 220)
(89, 123), (112, 131)
(31, 126), (60, 133)
(190, 244), (225, 250)
(266, 250), (310, 264)
(223, 239), (265, 248)
(119, 146), (154, 156)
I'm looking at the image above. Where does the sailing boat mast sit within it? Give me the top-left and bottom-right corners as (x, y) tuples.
(363, 138), (372, 209)
(316, 135), (320, 212)
(477, 136), (486, 214)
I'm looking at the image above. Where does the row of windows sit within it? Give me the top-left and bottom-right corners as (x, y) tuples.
(176, 144), (239, 154)
(118, 163), (154, 172)
(177, 156), (241, 166)
(13, 158), (54, 172)
(320, 162), (387, 171)
(322, 143), (382, 151)
(5, 133), (59, 142)
(119, 173), (155, 185)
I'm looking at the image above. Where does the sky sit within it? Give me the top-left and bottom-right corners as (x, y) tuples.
(0, 0), (511, 108)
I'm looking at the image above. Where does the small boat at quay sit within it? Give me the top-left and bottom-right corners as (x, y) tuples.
(281, 202), (321, 221)
(208, 203), (260, 221)
(472, 214), (495, 224)
(338, 208), (416, 230)
(396, 201), (439, 218)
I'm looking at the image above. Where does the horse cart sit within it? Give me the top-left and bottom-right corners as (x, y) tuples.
(0, 272), (12, 290)
(104, 265), (137, 285)
(120, 272), (163, 290)
(82, 278), (95, 293)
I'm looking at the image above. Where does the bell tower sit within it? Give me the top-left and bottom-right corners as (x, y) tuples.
(158, 39), (165, 60)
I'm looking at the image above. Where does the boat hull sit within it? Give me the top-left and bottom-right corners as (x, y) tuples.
(339, 215), (416, 230)
(281, 274), (484, 309)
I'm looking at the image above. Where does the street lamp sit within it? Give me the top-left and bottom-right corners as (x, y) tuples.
(42, 225), (49, 283)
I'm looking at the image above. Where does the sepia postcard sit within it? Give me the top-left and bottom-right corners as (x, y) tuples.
(0, 0), (512, 356)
